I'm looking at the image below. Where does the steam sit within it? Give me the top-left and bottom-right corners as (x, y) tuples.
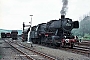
(60, 0), (68, 15)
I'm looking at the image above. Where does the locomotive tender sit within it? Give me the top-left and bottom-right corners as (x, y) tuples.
(30, 15), (79, 48)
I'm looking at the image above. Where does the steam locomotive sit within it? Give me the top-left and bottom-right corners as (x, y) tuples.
(11, 30), (18, 40)
(30, 15), (79, 48)
(1, 32), (6, 38)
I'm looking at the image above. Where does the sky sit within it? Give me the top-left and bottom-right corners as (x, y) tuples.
(0, 0), (90, 30)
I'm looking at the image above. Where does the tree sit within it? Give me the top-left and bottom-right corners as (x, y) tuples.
(72, 15), (90, 37)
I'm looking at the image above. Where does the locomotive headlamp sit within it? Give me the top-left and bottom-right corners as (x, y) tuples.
(67, 20), (71, 23)
(68, 20), (70, 22)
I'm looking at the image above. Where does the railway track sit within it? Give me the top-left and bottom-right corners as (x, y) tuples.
(36, 40), (90, 57)
(18, 38), (90, 58)
(1, 39), (30, 60)
(79, 41), (90, 46)
(59, 45), (90, 57)
(4, 38), (90, 59)
(38, 40), (90, 57)
(15, 39), (90, 58)
(4, 39), (57, 60)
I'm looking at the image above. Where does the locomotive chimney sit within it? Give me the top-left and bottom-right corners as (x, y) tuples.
(61, 15), (65, 19)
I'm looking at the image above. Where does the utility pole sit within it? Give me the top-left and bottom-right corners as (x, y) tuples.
(30, 15), (33, 27)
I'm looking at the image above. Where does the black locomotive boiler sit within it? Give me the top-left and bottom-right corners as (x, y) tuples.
(30, 15), (79, 48)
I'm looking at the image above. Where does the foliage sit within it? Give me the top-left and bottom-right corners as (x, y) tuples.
(72, 15), (90, 39)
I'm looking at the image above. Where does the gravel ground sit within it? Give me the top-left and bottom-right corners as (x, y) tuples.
(20, 41), (90, 60)
(0, 39), (29, 60)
